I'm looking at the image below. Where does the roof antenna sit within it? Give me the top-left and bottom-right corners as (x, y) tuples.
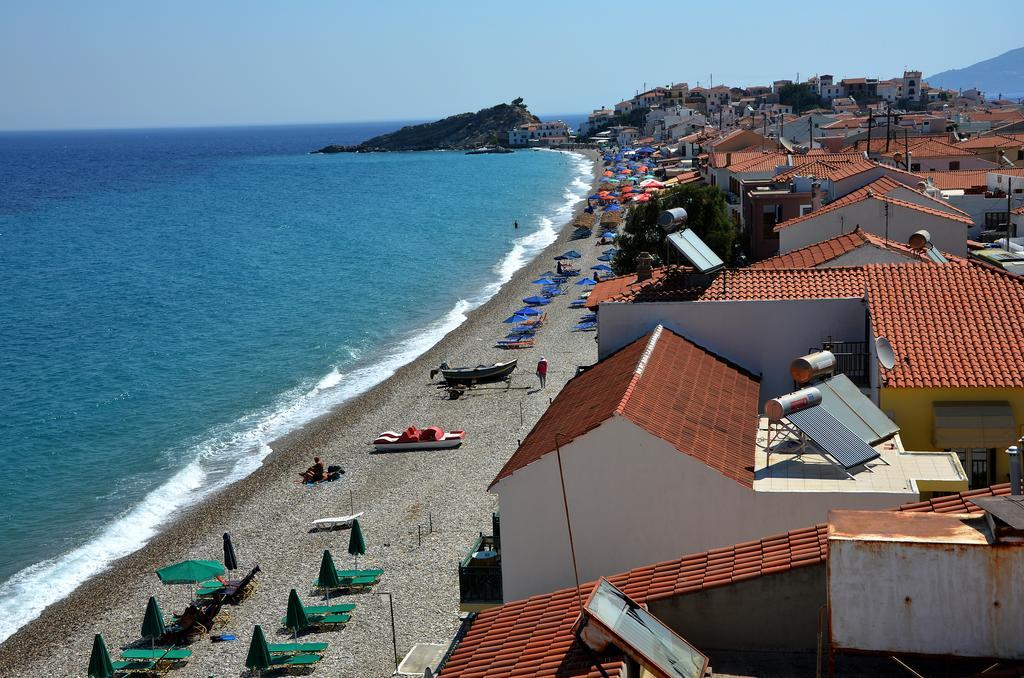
(554, 432), (584, 615)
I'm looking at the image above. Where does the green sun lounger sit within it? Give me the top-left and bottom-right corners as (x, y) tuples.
(267, 642), (329, 655)
(335, 569), (383, 578)
(111, 659), (157, 674)
(303, 602), (356, 615)
(270, 653), (322, 667)
(121, 648), (192, 661)
(312, 574), (378, 590)
(279, 612), (351, 629)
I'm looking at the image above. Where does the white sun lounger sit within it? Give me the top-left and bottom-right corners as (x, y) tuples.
(311, 512), (364, 530)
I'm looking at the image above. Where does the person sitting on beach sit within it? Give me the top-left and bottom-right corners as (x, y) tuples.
(300, 457), (327, 483)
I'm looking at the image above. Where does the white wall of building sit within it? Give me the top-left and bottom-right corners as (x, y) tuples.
(495, 415), (914, 602)
(778, 200), (968, 255)
(596, 298), (867, 406)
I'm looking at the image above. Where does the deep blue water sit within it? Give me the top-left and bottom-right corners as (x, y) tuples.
(0, 122), (591, 639)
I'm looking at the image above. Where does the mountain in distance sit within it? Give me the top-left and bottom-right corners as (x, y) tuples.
(315, 99), (539, 153)
(927, 46), (1024, 98)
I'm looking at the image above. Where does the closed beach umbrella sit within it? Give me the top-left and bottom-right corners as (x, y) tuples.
(318, 550), (341, 599)
(141, 596), (166, 648)
(222, 533), (238, 571)
(88, 634), (114, 678)
(348, 518), (366, 568)
(285, 588), (311, 638)
(245, 625), (273, 674)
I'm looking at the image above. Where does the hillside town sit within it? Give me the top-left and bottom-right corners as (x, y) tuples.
(439, 70), (1024, 676)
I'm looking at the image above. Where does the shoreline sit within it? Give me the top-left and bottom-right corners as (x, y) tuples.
(0, 148), (603, 675)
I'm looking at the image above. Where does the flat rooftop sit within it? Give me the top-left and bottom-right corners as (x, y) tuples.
(754, 417), (966, 494)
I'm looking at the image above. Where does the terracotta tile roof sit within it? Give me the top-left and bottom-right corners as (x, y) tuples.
(969, 109), (1024, 123)
(709, 149), (781, 169)
(489, 326), (761, 489)
(921, 168), (1024, 190)
(749, 229), (935, 269)
(897, 482), (1015, 514)
(769, 158), (877, 183)
(439, 525), (829, 678)
(728, 153), (794, 174)
(773, 176), (973, 232)
(955, 133), (1024, 150)
(695, 267), (868, 301)
(866, 260), (1024, 388)
(586, 267), (704, 309)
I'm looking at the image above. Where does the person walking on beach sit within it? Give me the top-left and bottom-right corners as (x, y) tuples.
(536, 356), (548, 388)
(514, 219), (519, 229)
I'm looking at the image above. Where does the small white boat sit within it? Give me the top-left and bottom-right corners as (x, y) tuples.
(311, 512), (364, 531)
(372, 426), (465, 452)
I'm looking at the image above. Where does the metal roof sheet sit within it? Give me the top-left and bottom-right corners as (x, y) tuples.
(666, 229), (724, 274)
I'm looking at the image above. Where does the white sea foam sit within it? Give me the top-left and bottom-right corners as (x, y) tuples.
(0, 149), (596, 644)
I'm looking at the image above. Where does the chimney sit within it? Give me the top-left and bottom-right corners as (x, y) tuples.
(811, 181), (823, 212)
(1011, 444), (1019, 497)
(636, 252), (654, 281)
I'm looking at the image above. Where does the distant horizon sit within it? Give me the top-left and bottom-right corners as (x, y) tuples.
(0, 111), (590, 135)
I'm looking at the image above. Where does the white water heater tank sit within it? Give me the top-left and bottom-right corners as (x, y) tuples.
(789, 351), (836, 384)
(765, 386), (823, 422)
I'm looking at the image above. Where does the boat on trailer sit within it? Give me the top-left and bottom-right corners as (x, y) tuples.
(432, 360), (517, 385)
(372, 426), (465, 452)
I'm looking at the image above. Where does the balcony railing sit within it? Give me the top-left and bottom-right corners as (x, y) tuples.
(812, 338), (868, 386)
(459, 533), (502, 607)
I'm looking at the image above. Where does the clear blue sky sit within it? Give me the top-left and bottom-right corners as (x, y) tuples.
(1, 1), (1021, 130)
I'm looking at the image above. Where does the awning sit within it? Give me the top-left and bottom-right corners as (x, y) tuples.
(932, 402), (1017, 448)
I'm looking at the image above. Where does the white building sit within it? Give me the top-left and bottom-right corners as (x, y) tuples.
(491, 324), (963, 601)
(508, 120), (571, 147)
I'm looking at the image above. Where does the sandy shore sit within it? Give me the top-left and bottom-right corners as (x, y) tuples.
(0, 149), (605, 677)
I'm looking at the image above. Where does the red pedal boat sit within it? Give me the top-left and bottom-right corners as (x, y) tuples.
(372, 426), (465, 452)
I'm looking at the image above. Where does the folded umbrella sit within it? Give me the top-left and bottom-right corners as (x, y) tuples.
(246, 625), (273, 673)
(88, 634), (114, 678)
(141, 597), (166, 649)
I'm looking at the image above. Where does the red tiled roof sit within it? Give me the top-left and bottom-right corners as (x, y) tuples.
(749, 228), (935, 270)
(489, 326), (761, 489)
(955, 133), (1024, 150)
(773, 176), (973, 231)
(897, 482), (1015, 514)
(587, 267), (703, 309)
(709, 149), (781, 169)
(921, 167), (1024, 190)
(696, 267), (867, 301)
(769, 158), (877, 183)
(439, 525), (828, 678)
(866, 260), (1024, 388)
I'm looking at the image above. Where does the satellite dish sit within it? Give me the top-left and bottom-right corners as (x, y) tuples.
(875, 336), (896, 370)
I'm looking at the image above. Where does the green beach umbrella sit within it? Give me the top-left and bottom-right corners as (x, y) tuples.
(348, 519), (366, 568)
(245, 624), (273, 674)
(285, 589), (311, 639)
(318, 549), (341, 599)
(141, 596), (166, 648)
(155, 559), (225, 585)
(88, 633), (114, 678)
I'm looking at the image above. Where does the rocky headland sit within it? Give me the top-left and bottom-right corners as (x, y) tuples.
(315, 99), (538, 153)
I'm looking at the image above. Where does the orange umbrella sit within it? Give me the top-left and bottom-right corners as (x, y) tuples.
(603, 170), (613, 177)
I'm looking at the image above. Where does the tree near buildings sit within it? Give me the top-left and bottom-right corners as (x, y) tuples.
(613, 184), (736, 274)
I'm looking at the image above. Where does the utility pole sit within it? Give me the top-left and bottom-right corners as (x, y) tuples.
(1007, 178), (1014, 251)
(809, 116), (813, 149)
(904, 128), (910, 169)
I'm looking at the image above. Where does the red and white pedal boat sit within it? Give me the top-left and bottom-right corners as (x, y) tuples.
(372, 425), (465, 452)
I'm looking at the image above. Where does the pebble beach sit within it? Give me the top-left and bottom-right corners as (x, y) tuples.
(0, 149), (604, 677)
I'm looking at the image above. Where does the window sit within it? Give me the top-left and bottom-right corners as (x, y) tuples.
(949, 161), (960, 170)
(951, 448), (995, 489)
(799, 204), (813, 216)
(911, 163), (921, 172)
(1017, 150), (1023, 161)
(985, 212), (1009, 229)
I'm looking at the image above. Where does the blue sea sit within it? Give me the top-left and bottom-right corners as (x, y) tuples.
(0, 119), (591, 640)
